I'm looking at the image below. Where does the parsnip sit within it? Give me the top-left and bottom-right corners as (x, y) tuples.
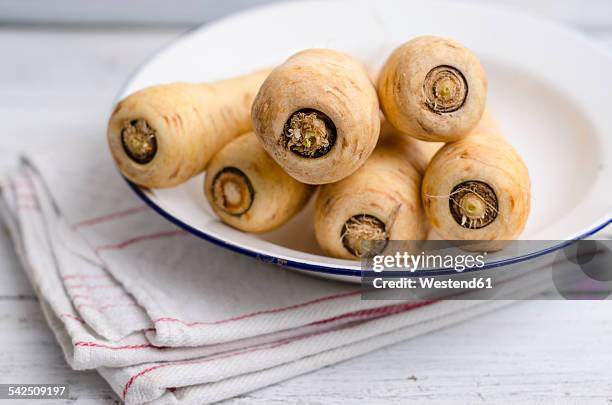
(314, 126), (435, 259)
(421, 111), (531, 247)
(378, 36), (487, 142)
(204, 132), (314, 233)
(251, 49), (380, 185)
(107, 69), (271, 188)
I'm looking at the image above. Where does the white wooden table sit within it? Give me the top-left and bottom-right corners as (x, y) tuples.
(1, 25), (611, 405)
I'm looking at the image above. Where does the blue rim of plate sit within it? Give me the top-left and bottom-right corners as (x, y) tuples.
(126, 178), (611, 278)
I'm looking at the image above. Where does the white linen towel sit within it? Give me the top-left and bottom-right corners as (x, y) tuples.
(0, 137), (546, 404)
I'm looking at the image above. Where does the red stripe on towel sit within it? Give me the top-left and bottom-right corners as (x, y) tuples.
(62, 274), (110, 281)
(95, 230), (185, 252)
(122, 343), (287, 399)
(62, 274), (110, 280)
(70, 293), (128, 303)
(121, 300), (433, 400)
(74, 341), (167, 350)
(152, 290), (361, 327)
(76, 301), (433, 353)
(60, 314), (86, 323)
(72, 206), (150, 229)
(65, 284), (120, 291)
(76, 302), (139, 311)
(310, 300), (433, 326)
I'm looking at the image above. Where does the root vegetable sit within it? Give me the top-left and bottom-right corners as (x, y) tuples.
(251, 49), (380, 185)
(378, 36), (487, 142)
(205, 132), (314, 233)
(421, 110), (531, 248)
(107, 69), (271, 189)
(314, 126), (433, 259)
(387, 125), (444, 176)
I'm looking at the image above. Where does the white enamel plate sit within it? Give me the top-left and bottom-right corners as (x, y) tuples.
(121, 0), (612, 282)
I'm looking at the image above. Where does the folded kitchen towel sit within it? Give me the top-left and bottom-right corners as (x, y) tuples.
(0, 137), (546, 404)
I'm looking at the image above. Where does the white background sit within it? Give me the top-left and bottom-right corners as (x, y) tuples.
(0, 0), (612, 28)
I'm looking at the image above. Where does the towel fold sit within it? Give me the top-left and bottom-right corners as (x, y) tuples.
(0, 137), (545, 404)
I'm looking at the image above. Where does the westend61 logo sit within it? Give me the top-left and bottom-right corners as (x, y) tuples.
(371, 251), (487, 273)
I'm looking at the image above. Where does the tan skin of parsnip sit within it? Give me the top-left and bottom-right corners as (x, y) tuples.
(251, 49), (380, 185)
(205, 132), (314, 233)
(107, 69), (271, 189)
(422, 110), (531, 250)
(314, 125), (440, 259)
(378, 36), (487, 142)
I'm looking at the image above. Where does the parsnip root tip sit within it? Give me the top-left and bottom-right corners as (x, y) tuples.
(449, 181), (498, 229)
(341, 214), (388, 257)
(121, 119), (158, 164)
(424, 65), (468, 114)
(211, 167), (255, 216)
(282, 109), (336, 158)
